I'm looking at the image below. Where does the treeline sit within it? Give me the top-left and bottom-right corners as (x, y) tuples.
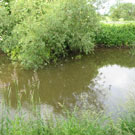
(109, 3), (135, 21)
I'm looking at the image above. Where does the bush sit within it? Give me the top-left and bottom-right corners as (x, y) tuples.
(96, 23), (135, 47)
(0, 1), (14, 50)
(0, 0), (99, 69)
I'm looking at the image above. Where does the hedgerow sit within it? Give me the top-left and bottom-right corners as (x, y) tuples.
(96, 23), (135, 47)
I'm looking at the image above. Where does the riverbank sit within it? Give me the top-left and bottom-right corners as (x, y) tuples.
(0, 97), (135, 135)
(1, 0), (135, 69)
(0, 68), (135, 135)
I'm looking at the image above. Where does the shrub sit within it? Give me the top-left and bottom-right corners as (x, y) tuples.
(0, 0), (99, 69)
(96, 23), (135, 47)
(0, 1), (14, 52)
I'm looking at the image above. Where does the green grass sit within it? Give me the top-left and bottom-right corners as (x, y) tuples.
(0, 104), (135, 135)
(0, 74), (135, 135)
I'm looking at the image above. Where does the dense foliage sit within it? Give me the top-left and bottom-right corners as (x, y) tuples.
(96, 23), (135, 47)
(0, 0), (99, 69)
(109, 3), (135, 21)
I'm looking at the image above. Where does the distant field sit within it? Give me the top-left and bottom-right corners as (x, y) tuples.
(101, 21), (135, 24)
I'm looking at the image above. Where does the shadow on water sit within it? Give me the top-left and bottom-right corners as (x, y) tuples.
(0, 48), (135, 116)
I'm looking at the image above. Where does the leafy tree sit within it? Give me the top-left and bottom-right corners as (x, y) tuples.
(0, 0), (100, 69)
(109, 3), (135, 21)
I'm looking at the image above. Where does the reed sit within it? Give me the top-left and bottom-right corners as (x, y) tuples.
(0, 73), (135, 135)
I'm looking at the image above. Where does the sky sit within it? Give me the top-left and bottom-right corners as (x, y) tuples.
(99, 0), (135, 14)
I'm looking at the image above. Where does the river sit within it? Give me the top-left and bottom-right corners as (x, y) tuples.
(0, 48), (135, 117)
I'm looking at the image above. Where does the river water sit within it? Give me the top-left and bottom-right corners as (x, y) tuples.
(0, 48), (135, 116)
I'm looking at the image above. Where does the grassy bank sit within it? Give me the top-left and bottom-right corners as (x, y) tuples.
(0, 75), (135, 135)
(1, 97), (135, 135)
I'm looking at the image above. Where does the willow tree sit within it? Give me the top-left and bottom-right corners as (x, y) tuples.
(0, 0), (102, 69)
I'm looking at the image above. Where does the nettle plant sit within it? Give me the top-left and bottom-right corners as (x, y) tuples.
(0, 0), (99, 69)
(96, 23), (135, 47)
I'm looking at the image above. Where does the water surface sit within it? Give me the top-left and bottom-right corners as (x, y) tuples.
(0, 48), (135, 115)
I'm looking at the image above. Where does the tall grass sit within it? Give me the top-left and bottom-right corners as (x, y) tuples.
(0, 73), (135, 135)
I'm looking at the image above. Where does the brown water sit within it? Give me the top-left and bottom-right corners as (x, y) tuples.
(0, 48), (135, 115)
